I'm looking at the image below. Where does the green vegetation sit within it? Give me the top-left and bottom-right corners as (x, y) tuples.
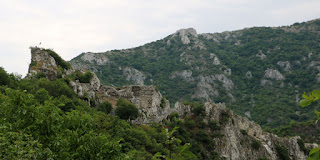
(115, 98), (139, 121)
(251, 140), (261, 150)
(275, 144), (290, 160)
(0, 67), (214, 159)
(98, 100), (113, 113)
(299, 90), (320, 159)
(76, 71), (94, 83)
(70, 19), (320, 129)
(43, 49), (71, 70)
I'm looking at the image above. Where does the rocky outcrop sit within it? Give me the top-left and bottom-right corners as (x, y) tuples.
(246, 71), (252, 78)
(69, 73), (101, 98)
(123, 67), (146, 85)
(209, 53), (221, 65)
(97, 85), (171, 123)
(256, 51), (267, 60)
(277, 61), (291, 72)
(177, 102), (314, 160)
(80, 52), (110, 65)
(170, 70), (194, 82)
(28, 47), (59, 80)
(173, 28), (198, 45)
(264, 69), (285, 80)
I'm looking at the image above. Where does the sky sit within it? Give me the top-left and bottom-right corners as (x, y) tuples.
(0, 0), (319, 76)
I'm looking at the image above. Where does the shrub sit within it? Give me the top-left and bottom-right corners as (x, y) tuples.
(297, 138), (309, 154)
(79, 71), (94, 83)
(74, 71), (94, 83)
(240, 129), (247, 135)
(98, 100), (113, 114)
(43, 49), (71, 70)
(275, 144), (290, 160)
(160, 97), (165, 108)
(0, 67), (10, 86)
(115, 98), (139, 121)
(35, 72), (46, 79)
(35, 88), (49, 104)
(251, 140), (261, 150)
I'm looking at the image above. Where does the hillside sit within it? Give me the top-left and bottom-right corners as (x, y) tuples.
(70, 18), (320, 128)
(0, 47), (316, 159)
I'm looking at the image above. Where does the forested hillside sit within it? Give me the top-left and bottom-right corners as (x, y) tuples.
(70, 19), (320, 128)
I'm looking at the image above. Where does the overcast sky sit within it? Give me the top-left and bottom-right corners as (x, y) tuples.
(0, 0), (319, 76)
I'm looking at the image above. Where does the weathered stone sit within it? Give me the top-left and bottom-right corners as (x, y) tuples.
(123, 67), (146, 85)
(170, 70), (194, 82)
(277, 61), (291, 72)
(28, 47), (58, 80)
(264, 69), (285, 80)
(246, 71), (252, 78)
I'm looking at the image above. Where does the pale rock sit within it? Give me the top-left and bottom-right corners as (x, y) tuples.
(174, 28), (198, 44)
(260, 79), (273, 86)
(170, 70), (194, 82)
(246, 71), (252, 78)
(264, 69), (285, 80)
(277, 61), (291, 72)
(28, 47), (58, 80)
(224, 68), (232, 75)
(256, 51), (267, 60)
(80, 52), (110, 65)
(173, 102), (191, 117)
(123, 67), (146, 85)
(98, 85), (171, 123)
(245, 111), (251, 118)
(210, 53), (221, 65)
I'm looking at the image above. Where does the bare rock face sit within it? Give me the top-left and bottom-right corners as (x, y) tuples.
(69, 73), (101, 99)
(174, 28), (198, 44)
(123, 67), (146, 85)
(193, 74), (234, 102)
(277, 61), (291, 72)
(80, 52), (110, 65)
(28, 47), (58, 80)
(170, 70), (194, 82)
(256, 51), (267, 60)
(210, 53), (221, 65)
(246, 71), (252, 78)
(264, 69), (285, 80)
(97, 85), (171, 123)
(188, 102), (313, 160)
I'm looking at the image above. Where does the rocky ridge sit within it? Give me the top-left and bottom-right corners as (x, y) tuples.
(28, 47), (317, 160)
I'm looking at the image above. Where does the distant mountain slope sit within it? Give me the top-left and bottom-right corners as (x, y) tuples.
(70, 18), (320, 128)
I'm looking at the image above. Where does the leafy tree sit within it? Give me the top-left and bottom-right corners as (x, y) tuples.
(115, 98), (139, 121)
(98, 100), (113, 113)
(35, 88), (49, 104)
(300, 90), (320, 160)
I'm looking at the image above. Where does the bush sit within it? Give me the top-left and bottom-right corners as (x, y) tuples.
(275, 144), (290, 160)
(160, 97), (165, 108)
(43, 49), (71, 70)
(251, 140), (261, 150)
(0, 67), (10, 86)
(78, 71), (94, 83)
(35, 88), (49, 104)
(98, 100), (113, 114)
(35, 72), (46, 79)
(297, 138), (309, 154)
(115, 98), (139, 121)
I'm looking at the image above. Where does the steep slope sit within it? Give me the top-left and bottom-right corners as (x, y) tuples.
(70, 19), (320, 128)
(24, 47), (318, 159)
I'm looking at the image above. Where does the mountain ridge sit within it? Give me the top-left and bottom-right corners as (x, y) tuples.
(70, 18), (320, 129)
